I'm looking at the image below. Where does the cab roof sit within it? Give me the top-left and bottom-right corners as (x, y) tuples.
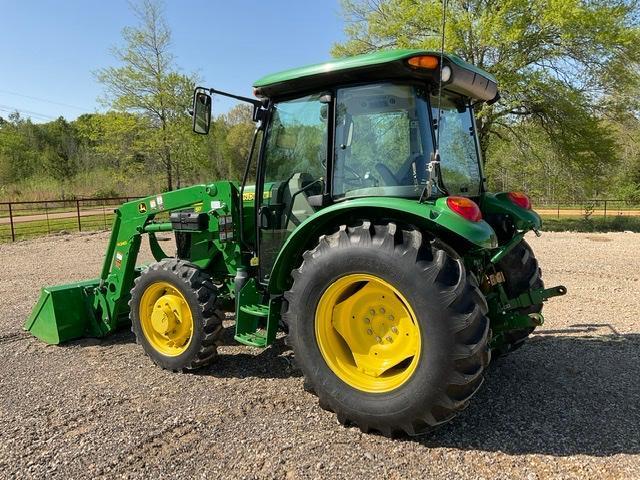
(253, 49), (498, 102)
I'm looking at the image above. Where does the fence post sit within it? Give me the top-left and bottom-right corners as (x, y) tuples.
(76, 199), (82, 232)
(604, 200), (607, 219)
(557, 202), (560, 219)
(45, 202), (51, 234)
(8, 202), (15, 242)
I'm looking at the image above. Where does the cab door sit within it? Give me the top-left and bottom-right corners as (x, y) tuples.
(256, 94), (329, 283)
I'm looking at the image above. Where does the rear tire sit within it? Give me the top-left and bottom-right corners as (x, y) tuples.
(129, 259), (223, 371)
(284, 221), (490, 436)
(495, 240), (543, 354)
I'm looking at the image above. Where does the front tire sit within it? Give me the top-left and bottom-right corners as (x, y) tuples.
(284, 221), (490, 436)
(129, 259), (223, 371)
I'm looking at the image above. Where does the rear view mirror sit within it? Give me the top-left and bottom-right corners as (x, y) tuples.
(192, 90), (212, 135)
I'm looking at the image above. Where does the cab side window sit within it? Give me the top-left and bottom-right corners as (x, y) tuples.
(263, 95), (327, 184)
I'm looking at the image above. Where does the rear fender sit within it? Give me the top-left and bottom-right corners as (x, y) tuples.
(480, 192), (542, 231)
(267, 196), (497, 294)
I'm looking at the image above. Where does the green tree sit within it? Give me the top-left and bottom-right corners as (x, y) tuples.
(609, 113), (640, 201)
(334, 0), (640, 197)
(41, 117), (79, 182)
(0, 113), (38, 183)
(222, 104), (257, 180)
(96, 0), (196, 191)
(74, 112), (149, 170)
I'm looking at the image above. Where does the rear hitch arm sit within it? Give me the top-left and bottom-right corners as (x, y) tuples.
(488, 285), (567, 348)
(501, 285), (567, 311)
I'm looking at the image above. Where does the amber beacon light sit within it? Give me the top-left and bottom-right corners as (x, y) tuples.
(407, 55), (439, 70)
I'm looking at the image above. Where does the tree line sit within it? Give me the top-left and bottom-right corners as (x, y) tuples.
(0, 106), (254, 201)
(1, 0), (639, 203)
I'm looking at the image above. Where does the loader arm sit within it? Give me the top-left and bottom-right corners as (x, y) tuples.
(95, 185), (213, 334)
(25, 183), (242, 344)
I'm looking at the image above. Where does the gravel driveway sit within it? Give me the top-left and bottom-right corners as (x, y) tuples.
(1, 231), (639, 479)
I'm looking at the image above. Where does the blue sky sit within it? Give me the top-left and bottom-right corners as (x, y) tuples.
(0, 0), (345, 122)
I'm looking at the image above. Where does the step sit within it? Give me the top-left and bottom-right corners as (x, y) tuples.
(234, 331), (268, 348)
(239, 303), (269, 317)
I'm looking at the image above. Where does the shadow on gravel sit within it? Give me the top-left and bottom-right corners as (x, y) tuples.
(419, 330), (640, 457)
(194, 337), (301, 380)
(63, 326), (301, 380)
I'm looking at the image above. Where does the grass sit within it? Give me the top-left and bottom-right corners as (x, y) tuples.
(0, 170), (153, 203)
(540, 215), (640, 232)
(0, 213), (115, 243)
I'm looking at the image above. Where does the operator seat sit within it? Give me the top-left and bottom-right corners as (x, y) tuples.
(396, 153), (427, 185)
(375, 153), (427, 186)
(282, 172), (320, 230)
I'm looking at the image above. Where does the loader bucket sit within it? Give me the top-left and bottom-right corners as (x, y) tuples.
(24, 279), (103, 344)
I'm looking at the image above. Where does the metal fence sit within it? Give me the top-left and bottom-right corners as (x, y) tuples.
(1, 195), (639, 243)
(0, 197), (140, 243)
(532, 199), (640, 219)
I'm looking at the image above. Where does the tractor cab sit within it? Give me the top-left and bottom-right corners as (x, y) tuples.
(242, 50), (499, 278)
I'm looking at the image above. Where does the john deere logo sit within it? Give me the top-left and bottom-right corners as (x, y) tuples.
(138, 202), (147, 214)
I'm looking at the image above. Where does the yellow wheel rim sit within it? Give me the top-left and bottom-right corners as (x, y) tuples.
(139, 281), (194, 356)
(315, 274), (421, 393)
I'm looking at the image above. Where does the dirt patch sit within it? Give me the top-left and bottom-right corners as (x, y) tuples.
(1, 231), (639, 479)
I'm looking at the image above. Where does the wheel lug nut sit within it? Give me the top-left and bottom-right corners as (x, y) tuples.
(369, 309), (375, 316)
(364, 318), (371, 324)
(367, 329), (373, 335)
(388, 315), (394, 321)
(380, 307), (385, 314)
(391, 327), (399, 334)
(386, 336), (393, 343)
(375, 336), (382, 343)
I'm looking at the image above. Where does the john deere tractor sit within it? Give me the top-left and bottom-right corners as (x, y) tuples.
(26, 50), (566, 436)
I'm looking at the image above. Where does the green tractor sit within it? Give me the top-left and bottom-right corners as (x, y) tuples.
(26, 49), (566, 436)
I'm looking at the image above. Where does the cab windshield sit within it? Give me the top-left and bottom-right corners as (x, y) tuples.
(333, 83), (482, 199)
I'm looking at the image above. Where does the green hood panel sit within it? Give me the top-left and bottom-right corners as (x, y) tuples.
(267, 196), (497, 294)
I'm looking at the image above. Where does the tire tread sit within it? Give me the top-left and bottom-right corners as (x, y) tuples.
(284, 221), (490, 437)
(129, 259), (223, 371)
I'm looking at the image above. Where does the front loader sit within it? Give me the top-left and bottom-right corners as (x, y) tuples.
(26, 49), (566, 436)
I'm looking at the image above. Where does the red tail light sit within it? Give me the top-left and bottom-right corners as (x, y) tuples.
(446, 196), (482, 222)
(507, 191), (532, 210)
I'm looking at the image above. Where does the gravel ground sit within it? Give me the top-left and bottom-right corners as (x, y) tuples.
(1, 231), (639, 479)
